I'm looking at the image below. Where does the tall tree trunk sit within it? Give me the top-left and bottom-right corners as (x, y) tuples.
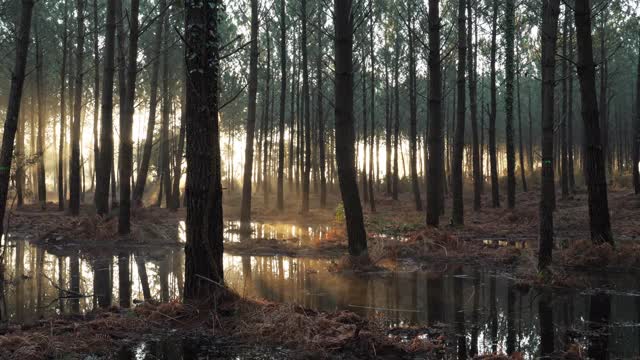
(384, 57), (391, 196)
(426, 0), (442, 227)
(392, 35), (400, 201)
(361, 51), (369, 204)
(95, 0), (116, 216)
(317, 6), (327, 208)
(118, 0), (140, 234)
(489, 0), (500, 208)
(599, 14), (610, 178)
(171, 93), (186, 209)
(240, 0), (259, 229)
(504, 0), (516, 209)
(561, 10), (569, 199)
(263, 22), (272, 207)
(573, 0), (613, 245)
(0, 0), (34, 237)
(539, 0), (561, 272)
(92, 0), (100, 194)
(634, 37), (640, 194)
(451, 0), (467, 225)
(517, 55), (528, 192)
(184, 0), (224, 299)
(301, 0), (311, 213)
(133, 0), (165, 206)
(58, 0), (69, 210)
(70, 0), (86, 216)
(276, 0), (286, 210)
(35, 21), (47, 210)
(467, 0), (480, 211)
(368, 2), (376, 213)
(334, 0), (367, 258)
(16, 99), (26, 207)
(160, 15), (172, 209)
(408, 11), (422, 211)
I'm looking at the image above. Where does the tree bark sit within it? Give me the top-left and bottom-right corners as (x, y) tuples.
(276, 0), (286, 210)
(240, 0), (259, 229)
(489, 0), (500, 208)
(0, 0), (34, 237)
(159, 12), (172, 209)
(467, 0), (480, 211)
(561, 10), (569, 199)
(426, 0), (442, 227)
(92, 0), (100, 194)
(301, 0), (311, 213)
(634, 38), (640, 194)
(58, 0), (69, 210)
(408, 9), (422, 211)
(95, 0), (116, 216)
(539, 0), (560, 272)
(504, 0), (516, 208)
(35, 20), (47, 210)
(184, 0), (224, 299)
(70, 0), (86, 216)
(392, 35), (400, 201)
(334, 0), (367, 258)
(317, 6), (327, 208)
(118, 0), (140, 234)
(133, 0), (165, 206)
(368, 1), (376, 213)
(573, 0), (613, 245)
(451, 0), (467, 225)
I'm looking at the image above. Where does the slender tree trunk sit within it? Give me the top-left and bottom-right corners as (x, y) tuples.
(392, 36), (400, 201)
(240, 0), (259, 228)
(489, 0), (500, 208)
(183, 0), (224, 299)
(159, 15), (172, 209)
(0, 0), (34, 237)
(504, 0), (516, 208)
(92, 0), (100, 194)
(573, 0), (614, 245)
(334, 0), (367, 258)
(35, 21), (47, 210)
(426, 0), (442, 227)
(517, 56), (528, 192)
(133, 0), (165, 206)
(95, 0), (116, 216)
(118, 0), (140, 234)
(561, 10), (569, 199)
(317, 6), (327, 208)
(539, 0), (561, 272)
(408, 12), (422, 211)
(277, 0), (286, 210)
(368, 3), (376, 213)
(634, 38), (640, 194)
(599, 14), (611, 178)
(171, 93), (186, 209)
(16, 99), (26, 207)
(263, 23), (272, 207)
(385, 58), (391, 196)
(361, 51), (369, 204)
(451, 0), (467, 225)
(58, 0), (69, 210)
(301, 0), (311, 213)
(467, 0), (480, 211)
(70, 0), (86, 216)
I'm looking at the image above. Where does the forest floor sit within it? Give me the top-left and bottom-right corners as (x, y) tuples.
(8, 184), (640, 278)
(3, 185), (640, 358)
(0, 292), (443, 359)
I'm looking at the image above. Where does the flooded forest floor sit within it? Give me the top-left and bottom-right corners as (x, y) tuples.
(2, 186), (640, 358)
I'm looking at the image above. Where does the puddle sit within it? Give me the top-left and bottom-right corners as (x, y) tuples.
(1, 224), (640, 358)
